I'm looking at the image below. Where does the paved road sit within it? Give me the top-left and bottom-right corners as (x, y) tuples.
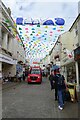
(2, 77), (78, 118)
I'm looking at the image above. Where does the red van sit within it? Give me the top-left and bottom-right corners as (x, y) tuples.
(27, 67), (42, 84)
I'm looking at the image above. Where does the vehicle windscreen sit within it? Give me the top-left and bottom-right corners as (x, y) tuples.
(30, 69), (40, 74)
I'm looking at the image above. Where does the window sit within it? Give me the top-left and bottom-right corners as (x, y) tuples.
(74, 26), (78, 36)
(7, 35), (10, 50)
(30, 69), (40, 74)
(67, 64), (76, 83)
(2, 30), (5, 48)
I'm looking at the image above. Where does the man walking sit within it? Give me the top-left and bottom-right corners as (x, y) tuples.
(53, 69), (67, 110)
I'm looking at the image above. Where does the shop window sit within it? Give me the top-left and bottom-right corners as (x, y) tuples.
(7, 35), (10, 50)
(78, 62), (80, 85)
(67, 64), (76, 83)
(2, 30), (5, 48)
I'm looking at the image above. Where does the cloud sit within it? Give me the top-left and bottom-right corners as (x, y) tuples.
(19, 2), (36, 11)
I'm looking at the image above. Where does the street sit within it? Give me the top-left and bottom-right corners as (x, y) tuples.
(2, 77), (78, 118)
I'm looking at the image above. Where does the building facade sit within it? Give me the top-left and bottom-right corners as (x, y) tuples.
(0, 1), (26, 81)
(71, 14), (80, 92)
(59, 31), (74, 82)
(48, 13), (80, 92)
(60, 14), (80, 92)
(49, 36), (61, 67)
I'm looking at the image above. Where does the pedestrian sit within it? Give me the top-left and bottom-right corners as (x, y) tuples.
(49, 70), (55, 90)
(53, 70), (58, 101)
(53, 69), (68, 110)
(8, 72), (11, 82)
(23, 71), (25, 81)
(49, 69), (58, 101)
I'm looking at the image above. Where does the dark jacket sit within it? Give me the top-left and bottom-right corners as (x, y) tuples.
(53, 74), (66, 90)
(49, 74), (55, 90)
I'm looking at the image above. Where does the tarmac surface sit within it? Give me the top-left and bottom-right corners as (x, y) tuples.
(2, 77), (78, 118)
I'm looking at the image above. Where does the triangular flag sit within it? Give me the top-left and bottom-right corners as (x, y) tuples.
(44, 26), (48, 28)
(19, 27), (22, 30)
(37, 24), (40, 27)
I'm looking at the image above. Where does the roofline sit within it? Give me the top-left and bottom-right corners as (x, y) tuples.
(69, 14), (80, 31)
(49, 36), (60, 55)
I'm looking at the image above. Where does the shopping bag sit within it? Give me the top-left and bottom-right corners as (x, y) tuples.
(64, 90), (71, 101)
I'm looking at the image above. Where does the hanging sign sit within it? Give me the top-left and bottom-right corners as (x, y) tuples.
(16, 18), (65, 26)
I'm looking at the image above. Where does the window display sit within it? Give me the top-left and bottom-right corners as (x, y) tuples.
(67, 63), (76, 83)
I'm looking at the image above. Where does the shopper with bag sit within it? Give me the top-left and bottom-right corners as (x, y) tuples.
(53, 69), (68, 110)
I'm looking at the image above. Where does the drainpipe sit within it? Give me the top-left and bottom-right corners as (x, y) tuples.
(75, 61), (79, 92)
(0, 61), (2, 81)
(64, 66), (67, 83)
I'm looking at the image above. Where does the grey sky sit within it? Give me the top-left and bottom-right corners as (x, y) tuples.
(2, 0), (79, 31)
(2, 0), (80, 63)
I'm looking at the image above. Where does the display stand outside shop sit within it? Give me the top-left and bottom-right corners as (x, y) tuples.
(67, 83), (77, 102)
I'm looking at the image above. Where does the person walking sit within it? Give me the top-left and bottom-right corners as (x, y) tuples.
(8, 72), (11, 82)
(53, 70), (58, 101)
(49, 69), (58, 101)
(49, 69), (55, 90)
(23, 71), (25, 81)
(53, 69), (68, 110)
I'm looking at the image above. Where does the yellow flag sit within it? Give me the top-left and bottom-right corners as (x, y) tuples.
(38, 31), (41, 34)
(44, 26), (48, 28)
(60, 26), (63, 28)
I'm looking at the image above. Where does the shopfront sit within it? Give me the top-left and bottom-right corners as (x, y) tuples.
(67, 62), (76, 83)
(61, 55), (78, 101)
(0, 54), (17, 79)
(61, 55), (75, 83)
(74, 46), (80, 91)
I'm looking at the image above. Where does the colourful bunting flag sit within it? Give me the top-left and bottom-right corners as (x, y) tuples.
(30, 33), (33, 36)
(32, 28), (35, 30)
(36, 34), (39, 36)
(32, 31), (35, 33)
(53, 28), (56, 30)
(38, 31), (41, 34)
(44, 26), (48, 28)
(5, 19), (10, 23)
(25, 28), (28, 30)
(16, 20), (65, 60)
(37, 24), (40, 27)
(19, 27), (22, 30)
(57, 30), (60, 32)
(60, 26), (63, 28)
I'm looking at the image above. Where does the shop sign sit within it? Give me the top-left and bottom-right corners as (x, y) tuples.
(74, 46), (80, 61)
(62, 56), (74, 65)
(0, 54), (17, 64)
(33, 62), (38, 64)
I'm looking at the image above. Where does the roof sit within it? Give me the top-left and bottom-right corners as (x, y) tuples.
(69, 14), (80, 31)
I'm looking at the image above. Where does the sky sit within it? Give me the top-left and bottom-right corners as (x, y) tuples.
(2, 0), (80, 64)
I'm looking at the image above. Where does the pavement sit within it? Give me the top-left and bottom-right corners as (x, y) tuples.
(2, 78), (79, 118)
(2, 82), (20, 90)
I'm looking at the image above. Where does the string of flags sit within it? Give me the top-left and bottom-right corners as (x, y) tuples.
(2, 18), (65, 59)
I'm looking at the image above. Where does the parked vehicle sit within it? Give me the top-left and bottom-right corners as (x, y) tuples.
(27, 66), (42, 84)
